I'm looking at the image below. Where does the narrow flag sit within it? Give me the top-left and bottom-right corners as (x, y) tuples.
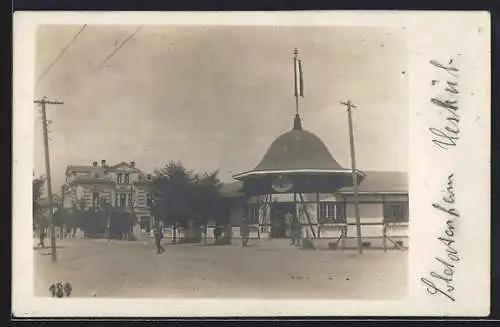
(299, 59), (304, 97)
(294, 55), (304, 97)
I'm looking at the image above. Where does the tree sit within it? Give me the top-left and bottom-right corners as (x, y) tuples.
(151, 161), (225, 243)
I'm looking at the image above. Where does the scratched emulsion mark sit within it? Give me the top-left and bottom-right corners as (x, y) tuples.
(420, 57), (461, 302)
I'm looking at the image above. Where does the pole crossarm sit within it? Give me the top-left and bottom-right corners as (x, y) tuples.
(34, 100), (64, 105)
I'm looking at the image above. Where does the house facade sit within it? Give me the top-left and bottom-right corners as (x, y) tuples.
(63, 160), (154, 233)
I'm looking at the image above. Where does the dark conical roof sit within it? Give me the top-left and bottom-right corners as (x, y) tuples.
(253, 115), (343, 171)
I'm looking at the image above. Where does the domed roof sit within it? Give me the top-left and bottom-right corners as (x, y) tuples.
(254, 115), (343, 171)
(232, 115), (362, 188)
(254, 129), (343, 171)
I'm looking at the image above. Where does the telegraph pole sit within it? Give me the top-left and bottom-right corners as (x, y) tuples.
(34, 97), (64, 262)
(341, 100), (363, 254)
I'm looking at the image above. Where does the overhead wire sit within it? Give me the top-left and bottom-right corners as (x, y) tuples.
(36, 24), (88, 84)
(96, 26), (142, 70)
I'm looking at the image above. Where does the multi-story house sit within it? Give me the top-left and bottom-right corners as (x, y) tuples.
(63, 160), (154, 235)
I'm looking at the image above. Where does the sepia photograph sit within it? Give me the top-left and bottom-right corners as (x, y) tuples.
(13, 11), (490, 317)
(32, 24), (409, 300)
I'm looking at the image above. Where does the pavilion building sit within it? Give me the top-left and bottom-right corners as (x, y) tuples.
(220, 115), (409, 250)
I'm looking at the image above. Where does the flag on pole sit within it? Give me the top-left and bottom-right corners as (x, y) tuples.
(294, 56), (304, 97)
(299, 59), (304, 97)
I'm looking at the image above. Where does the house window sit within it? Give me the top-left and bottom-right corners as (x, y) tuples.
(128, 193), (133, 207)
(92, 192), (100, 208)
(383, 202), (409, 223)
(119, 193), (126, 208)
(124, 173), (130, 184)
(117, 173), (123, 184)
(146, 193), (153, 207)
(319, 202), (345, 223)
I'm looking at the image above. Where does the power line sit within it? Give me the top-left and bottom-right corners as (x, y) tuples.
(97, 26), (142, 70)
(36, 25), (87, 84)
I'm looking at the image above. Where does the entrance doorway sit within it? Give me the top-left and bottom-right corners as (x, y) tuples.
(270, 202), (295, 238)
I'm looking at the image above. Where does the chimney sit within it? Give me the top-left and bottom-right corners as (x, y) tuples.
(92, 161), (98, 167)
(130, 161), (135, 168)
(101, 159), (106, 167)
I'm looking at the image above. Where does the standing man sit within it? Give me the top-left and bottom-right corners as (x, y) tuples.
(240, 218), (249, 247)
(153, 221), (165, 254)
(293, 216), (303, 248)
(38, 226), (46, 248)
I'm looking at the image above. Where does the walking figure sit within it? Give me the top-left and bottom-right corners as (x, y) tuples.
(153, 221), (165, 254)
(240, 218), (249, 247)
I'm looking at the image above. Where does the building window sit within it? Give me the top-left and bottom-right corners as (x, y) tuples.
(128, 193), (133, 207)
(124, 173), (130, 184)
(146, 193), (153, 207)
(119, 193), (126, 208)
(115, 193), (119, 207)
(319, 202), (345, 223)
(384, 202), (409, 223)
(92, 192), (100, 208)
(117, 173), (123, 184)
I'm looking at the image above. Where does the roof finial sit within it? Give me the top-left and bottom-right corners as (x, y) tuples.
(293, 114), (303, 130)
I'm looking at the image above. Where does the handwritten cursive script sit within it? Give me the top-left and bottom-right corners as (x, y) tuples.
(429, 58), (460, 150)
(420, 173), (460, 302)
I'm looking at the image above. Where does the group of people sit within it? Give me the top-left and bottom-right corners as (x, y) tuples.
(150, 213), (304, 253)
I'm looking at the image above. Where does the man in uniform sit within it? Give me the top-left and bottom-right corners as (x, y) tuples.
(153, 221), (165, 254)
(38, 227), (46, 248)
(240, 217), (250, 247)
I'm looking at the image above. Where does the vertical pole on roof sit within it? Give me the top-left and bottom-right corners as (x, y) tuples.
(341, 100), (363, 254)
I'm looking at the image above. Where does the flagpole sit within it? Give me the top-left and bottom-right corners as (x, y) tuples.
(293, 48), (300, 116)
(295, 93), (299, 116)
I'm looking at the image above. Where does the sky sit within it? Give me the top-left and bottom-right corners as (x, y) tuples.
(34, 25), (408, 192)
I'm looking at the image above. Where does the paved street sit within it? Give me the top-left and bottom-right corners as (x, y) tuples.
(34, 238), (407, 299)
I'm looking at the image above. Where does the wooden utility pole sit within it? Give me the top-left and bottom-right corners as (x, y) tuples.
(341, 100), (363, 254)
(34, 97), (64, 262)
